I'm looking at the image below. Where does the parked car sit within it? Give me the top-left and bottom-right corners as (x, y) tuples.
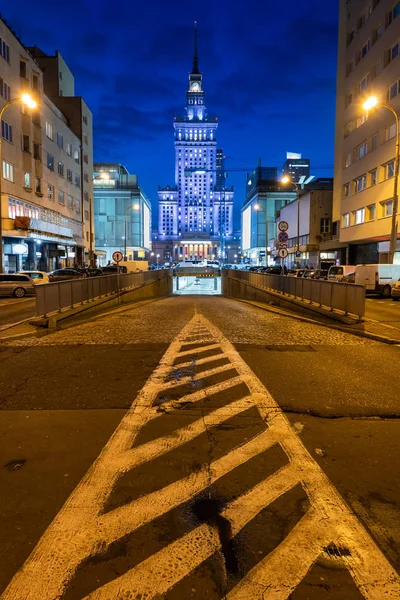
(287, 269), (306, 278)
(48, 268), (87, 282)
(303, 269), (318, 279)
(354, 264), (400, 297)
(75, 267), (103, 278)
(18, 270), (50, 284)
(315, 269), (329, 280)
(0, 273), (35, 297)
(327, 265), (356, 282)
(391, 278), (400, 301)
(101, 264), (128, 274)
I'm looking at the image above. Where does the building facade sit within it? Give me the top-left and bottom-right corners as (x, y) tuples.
(334, 0), (400, 265)
(0, 18), (92, 272)
(241, 164), (296, 265)
(155, 25), (234, 264)
(282, 152), (311, 184)
(93, 163), (152, 265)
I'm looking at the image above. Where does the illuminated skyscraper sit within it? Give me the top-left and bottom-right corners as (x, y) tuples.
(155, 24), (234, 262)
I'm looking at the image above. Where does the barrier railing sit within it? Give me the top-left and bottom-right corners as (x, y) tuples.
(35, 270), (171, 317)
(223, 270), (365, 319)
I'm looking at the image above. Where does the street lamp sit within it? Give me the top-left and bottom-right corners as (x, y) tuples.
(0, 93), (37, 272)
(124, 203), (140, 259)
(281, 176), (300, 266)
(89, 172), (109, 267)
(156, 253), (160, 266)
(363, 96), (399, 263)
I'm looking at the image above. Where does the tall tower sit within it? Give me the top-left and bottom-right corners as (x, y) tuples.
(156, 23), (234, 262)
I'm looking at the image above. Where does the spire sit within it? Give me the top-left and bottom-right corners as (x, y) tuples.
(192, 21), (199, 74)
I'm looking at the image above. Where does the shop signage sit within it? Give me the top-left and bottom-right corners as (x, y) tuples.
(12, 243), (29, 255)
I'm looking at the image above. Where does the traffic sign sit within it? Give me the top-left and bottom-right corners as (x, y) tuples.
(295, 251), (301, 258)
(278, 221), (289, 232)
(278, 231), (289, 243)
(112, 251), (123, 263)
(278, 248), (288, 259)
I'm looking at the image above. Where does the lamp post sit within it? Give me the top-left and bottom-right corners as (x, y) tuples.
(0, 94), (37, 272)
(281, 176), (300, 266)
(156, 253), (160, 266)
(89, 172), (109, 267)
(363, 96), (399, 264)
(124, 203), (140, 259)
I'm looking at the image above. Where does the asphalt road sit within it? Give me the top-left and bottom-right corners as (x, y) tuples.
(0, 296), (399, 599)
(0, 297), (36, 328)
(365, 296), (400, 329)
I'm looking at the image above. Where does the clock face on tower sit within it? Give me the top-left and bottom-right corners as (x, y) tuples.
(191, 82), (200, 92)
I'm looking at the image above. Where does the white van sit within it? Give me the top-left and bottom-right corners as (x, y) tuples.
(354, 264), (400, 297)
(327, 265), (356, 282)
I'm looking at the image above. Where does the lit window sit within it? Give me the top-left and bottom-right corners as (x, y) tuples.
(45, 121), (53, 140)
(381, 200), (393, 217)
(2, 159), (13, 181)
(24, 172), (31, 188)
(353, 208), (365, 224)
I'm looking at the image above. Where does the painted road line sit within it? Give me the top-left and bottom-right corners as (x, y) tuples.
(2, 314), (400, 600)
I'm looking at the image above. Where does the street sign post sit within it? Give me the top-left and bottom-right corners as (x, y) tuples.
(112, 251), (123, 305)
(278, 248), (289, 259)
(277, 222), (289, 268)
(278, 231), (289, 244)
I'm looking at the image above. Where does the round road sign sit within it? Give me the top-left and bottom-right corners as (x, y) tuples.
(278, 247), (288, 259)
(112, 250), (124, 263)
(278, 231), (289, 243)
(278, 221), (289, 232)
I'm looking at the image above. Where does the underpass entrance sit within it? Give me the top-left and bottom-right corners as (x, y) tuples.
(173, 266), (221, 295)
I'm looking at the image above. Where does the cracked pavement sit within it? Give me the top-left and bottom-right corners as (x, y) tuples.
(0, 296), (400, 599)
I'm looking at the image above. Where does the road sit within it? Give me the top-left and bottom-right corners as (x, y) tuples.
(365, 296), (400, 330)
(0, 296), (400, 599)
(0, 297), (36, 328)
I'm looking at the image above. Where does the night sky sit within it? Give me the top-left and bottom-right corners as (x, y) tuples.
(5, 0), (339, 228)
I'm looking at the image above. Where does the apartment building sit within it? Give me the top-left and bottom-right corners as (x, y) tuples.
(334, 0), (400, 264)
(0, 17), (92, 272)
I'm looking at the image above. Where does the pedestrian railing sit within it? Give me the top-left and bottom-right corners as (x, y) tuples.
(223, 270), (365, 319)
(35, 270), (171, 317)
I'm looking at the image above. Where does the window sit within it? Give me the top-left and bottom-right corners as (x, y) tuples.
(394, 1), (400, 18)
(56, 133), (63, 149)
(67, 168), (72, 182)
(381, 200), (393, 217)
(345, 121), (354, 136)
(82, 114), (88, 125)
(0, 38), (10, 62)
(373, 24), (383, 43)
(67, 195), (73, 209)
(361, 40), (371, 58)
(320, 218), (331, 233)
(47, 184), (54, 200)
(46, 153), (54, 171)
(357, 142), (368, 158)
(372, 133), (378, 150)
(73, 149), (79, 163)
(370, 169), (377, 186)
(23, 135), (30, 152)
(2, 160), (13, 182)
(57, 162), (64, 177)
(385, 160), (395, 178)
(347, 29), (355, 46)
(390, 42), (399, 61)
(346, 92), (353, 107)
(1, 120), (12, 142)
(358, 74), (370, 93)
(24, 172), (31, 188)
(32, 74), (39, 91)
(373, 61), (382, 78)
(35, 177), (41, 193)
(366, 204), (376, 221)
(84, 210), (89, 220)
(58, 190), (65, 205)
(83, 172), (89, 183)
(33, 143), (41, 160)
(385, 122), (396, 141)
(354, 208), (365, 224)
(75, 174), (80, 188)
(84, 191), (89, 202)
(346, 61), (354, 76)
(0, 78), (10, 101)
(19, 61), (27, 78)
(343, 181), (350, 196)
(45, 121), (53, 140)
(83, 134), (88, 145)
(66, 142), (72, 156)
(389, 80), (399, 99)
(355, 174), (367, 192)
(342, 213), (350, 228)
(83, 153), (88, 164)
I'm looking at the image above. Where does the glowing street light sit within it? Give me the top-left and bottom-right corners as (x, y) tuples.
(0, 93), (37, 271)
(362, 96), (399, 263)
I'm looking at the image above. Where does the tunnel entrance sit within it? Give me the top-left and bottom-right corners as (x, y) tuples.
(173, 276), (221, 295)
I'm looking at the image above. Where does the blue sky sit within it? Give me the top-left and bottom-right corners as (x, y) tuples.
(5, 0), (339, 228)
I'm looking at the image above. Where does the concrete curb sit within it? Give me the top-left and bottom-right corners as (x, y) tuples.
(236, 299), (400, 345)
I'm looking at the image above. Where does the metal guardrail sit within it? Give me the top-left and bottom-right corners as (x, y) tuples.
(35, 270), (171, 317)
(223, 270), (365, 319)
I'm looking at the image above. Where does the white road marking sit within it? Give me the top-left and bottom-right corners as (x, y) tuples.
(2, 315), (399, 600)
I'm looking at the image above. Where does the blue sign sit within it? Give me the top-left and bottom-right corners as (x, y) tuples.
(278, 231), (289, 243)
(295, 251), (301, 258)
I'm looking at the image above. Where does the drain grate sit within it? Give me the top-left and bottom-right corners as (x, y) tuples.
(264, 345), (316, 352)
